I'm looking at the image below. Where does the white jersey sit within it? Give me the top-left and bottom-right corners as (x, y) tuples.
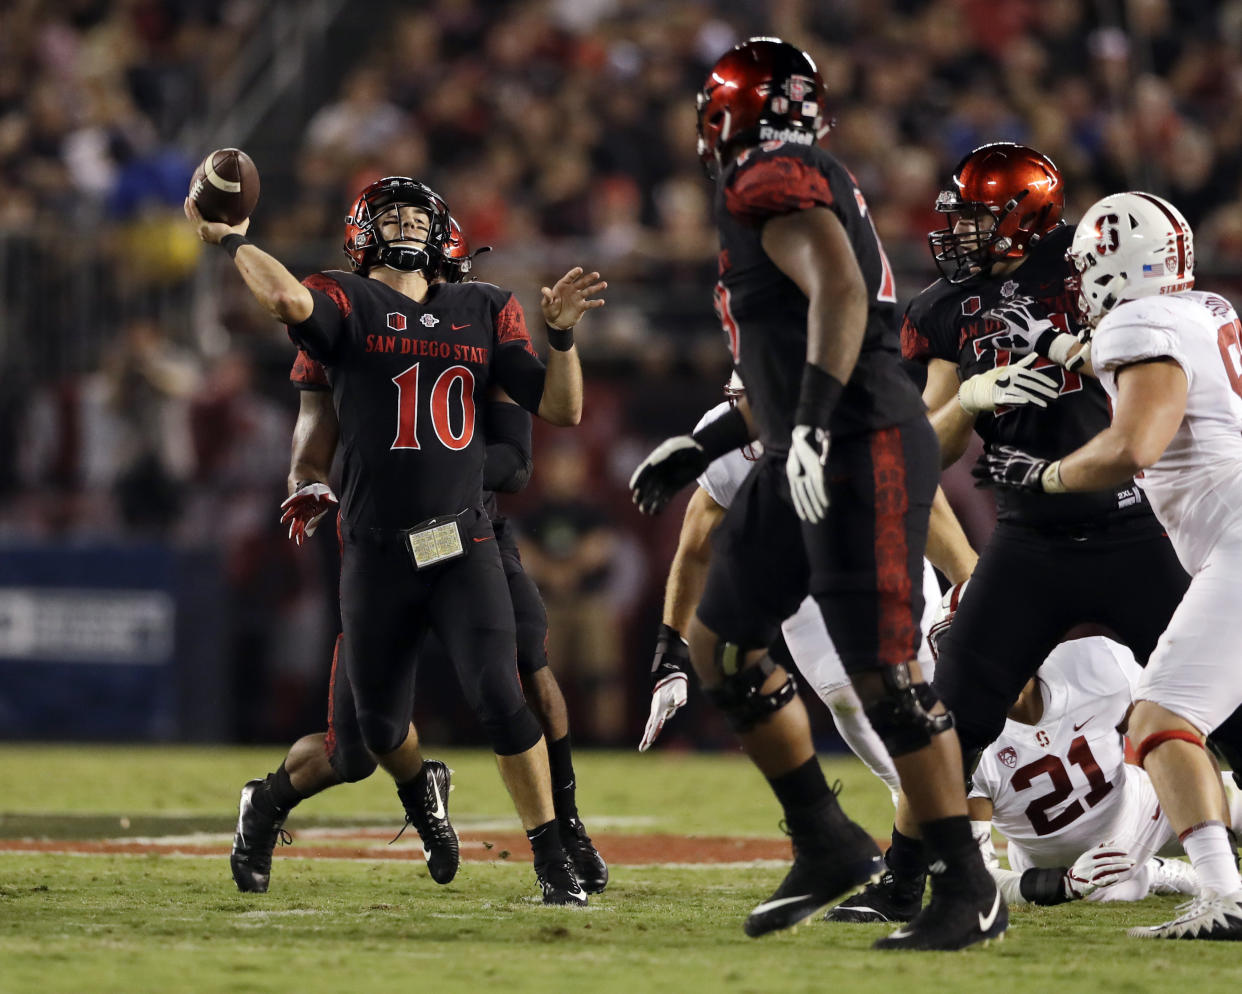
(694, 402), (939, 681)
(1092, 291), (1242, 573)
(971, 638), (1146, 868)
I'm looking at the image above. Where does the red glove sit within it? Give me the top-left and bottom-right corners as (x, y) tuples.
(279, 482), (338, 545)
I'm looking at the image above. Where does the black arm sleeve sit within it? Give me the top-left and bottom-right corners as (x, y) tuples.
(491, 343), (547, 414)
(483, 400), (534, 493)
(1019, 867), (1071, 905)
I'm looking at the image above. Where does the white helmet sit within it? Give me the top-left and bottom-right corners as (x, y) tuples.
(1067, 191), (1195, 330)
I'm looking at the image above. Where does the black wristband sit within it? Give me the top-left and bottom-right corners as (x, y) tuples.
(690, 405), (750, 460)
(546, 323), (574, 351)
(652, 623), (690, 678)
(1019, 866), (1073, 905)
(220, 233), (252, 259)
(793, 364), (845, 428)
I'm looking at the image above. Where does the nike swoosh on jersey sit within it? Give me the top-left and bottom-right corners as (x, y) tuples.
(1073, 716), (1095, 731)
(451, 323), (471, 330)
(978, 891), (1002, 932)
(473, 536), (493, 543)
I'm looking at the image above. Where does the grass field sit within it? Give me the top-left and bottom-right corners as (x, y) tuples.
(1, 745), (1237, 994)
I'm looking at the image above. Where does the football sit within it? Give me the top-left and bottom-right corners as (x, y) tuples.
(189, 148), (260, 225)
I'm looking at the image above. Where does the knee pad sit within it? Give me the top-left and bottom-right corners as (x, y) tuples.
(704, 647), (797, 734)
(481, 702), (544, 756)
(356, 711), (408, 758)
(862, 662), (954, 758)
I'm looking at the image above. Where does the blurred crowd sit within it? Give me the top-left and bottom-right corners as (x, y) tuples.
(3, 0), (1242, 745)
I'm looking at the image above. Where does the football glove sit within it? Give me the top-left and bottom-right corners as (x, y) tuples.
(639, 624), (691, 752)
(972, 444), (1065, 493)
(957, 353), (1060, 416)
(630, 436), (710, 515)
(990, 300), (1090, 374)
(280, 482), (339, 545)
(926, 578), (969, 662)
(786, 425), (830, 524)
(1062, 843), (1136, 900)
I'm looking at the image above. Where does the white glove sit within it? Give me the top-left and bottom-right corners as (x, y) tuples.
(279, 482), (339, 545)
(786, 425), (830, 523)
(1063, 843), (1136, 900)
(989, 299), (1056, 355)
(927, 578), (969, 662)
(640, 672), (689, 752)
(629, 435), (709, 515)
(958, 353), (1060, 415)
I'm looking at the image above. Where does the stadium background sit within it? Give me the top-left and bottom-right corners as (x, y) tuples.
(2, 0), (1240, 749)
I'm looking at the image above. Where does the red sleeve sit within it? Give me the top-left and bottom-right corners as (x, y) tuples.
(496, 293), (536, 356)
(900, 314), (934, 363)
(290, 349), (330, 390)
(302, 274), (352, 316)
(725, 155), (835, 225)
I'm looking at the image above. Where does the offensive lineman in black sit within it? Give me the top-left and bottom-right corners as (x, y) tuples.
(827, 143), (1202, 922)
(185, 176), (605, 905)
(225, 222), (607, 898)
(630, 38), (1003, 950)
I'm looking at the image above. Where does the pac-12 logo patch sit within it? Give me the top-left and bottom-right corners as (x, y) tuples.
(997, 746), (1018, 769)
(387, 312), (407, 332)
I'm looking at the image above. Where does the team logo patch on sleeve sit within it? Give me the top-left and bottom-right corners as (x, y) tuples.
(998, 746), (1018, 769)
(387, 312), (407, 331)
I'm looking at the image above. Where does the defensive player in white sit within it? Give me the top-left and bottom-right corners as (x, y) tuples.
(978, 191), (1242, 939)
(641, 375), (976, 807)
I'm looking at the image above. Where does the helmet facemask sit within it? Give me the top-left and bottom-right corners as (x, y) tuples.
(344, 177), (450, 276)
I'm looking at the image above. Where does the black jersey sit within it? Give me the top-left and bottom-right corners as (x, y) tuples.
(287, 271), (545, 530)
(901, 225), (1155, 528)
(714, 141), (924, 452)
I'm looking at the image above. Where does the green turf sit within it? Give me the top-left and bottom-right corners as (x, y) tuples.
(1, 747), (1237, 994)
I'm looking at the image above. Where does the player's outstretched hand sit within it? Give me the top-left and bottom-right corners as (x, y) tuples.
(639, 623), (691, 752)
(183, 196), (249, 245)
(787, 425), (830, 523)
(1062, 843), (1136, 900)
(541, 267), (606, 330)
(629, 436), (710, 515)
(958, 353), (1060, 415)
(972, 443), (1055, 492)
(280, 482), (339, 545)
(989, 298), (1056, 355)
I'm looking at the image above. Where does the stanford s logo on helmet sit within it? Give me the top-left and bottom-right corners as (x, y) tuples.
(928, 143), (1064, 284)
(696, 37), (831, 178)
(1067, 191), (1195, 330)
(343, 176), (451, 275)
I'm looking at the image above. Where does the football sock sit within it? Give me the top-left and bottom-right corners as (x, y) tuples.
(253, 763), (303, 817)
(548, 735), (579, 822)
(887, 827), (927, 883)
(527, 818), (566, 864)
(920, 815), (985, 879)
(1182, 821), (1242, 896)
(767, 756), (833, 814)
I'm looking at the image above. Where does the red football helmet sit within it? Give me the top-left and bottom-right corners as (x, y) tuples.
(928, 143), (1064, 284)
(696, 37), (830, 177)
(439, 216), (492, 283)
(343, 176), (450, 275)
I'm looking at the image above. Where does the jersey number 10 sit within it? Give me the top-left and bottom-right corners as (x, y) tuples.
(391, 362), (477, 451)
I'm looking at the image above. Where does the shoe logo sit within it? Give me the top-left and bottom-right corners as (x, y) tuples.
(978, 891), (1002, 932)
(1073, 715), (1095, 731)
(429, 777), (446, 820)
(750, 894), (813, 915)
(451, 323), (471, 331)
(887, 926), (915, 940)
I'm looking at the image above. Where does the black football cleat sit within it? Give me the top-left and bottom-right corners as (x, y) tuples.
(744, 816), (883, 938)
(230, 779), (292, 894)
(535, 857), (589, 906)
(873, 869), (1007, 951)
(825, 867), (925, 923)
(561, 817), (608, 894)
(397, 760), (460, 885)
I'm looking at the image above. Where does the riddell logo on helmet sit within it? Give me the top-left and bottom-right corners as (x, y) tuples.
(758, 125), (814, 145)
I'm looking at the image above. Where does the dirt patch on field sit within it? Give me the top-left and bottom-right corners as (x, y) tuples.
(0, 831), (808, 865)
